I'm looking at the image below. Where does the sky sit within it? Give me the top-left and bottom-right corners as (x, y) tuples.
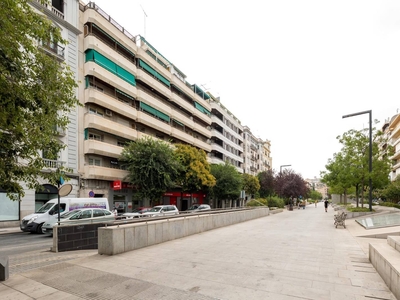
(87, 0), (400, 179)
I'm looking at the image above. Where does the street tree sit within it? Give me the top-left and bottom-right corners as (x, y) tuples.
(382, 177), (400, 203)
(210, 162), (242, 207)
(174, 144), (216, 196)
(309, 190), (322, 201)
(0, 0), (79, 199)
(120, 137), (182, 205)
(274, 169), (309, 202)
(242, 173), (260, 199)
(257, 170), (275, 198)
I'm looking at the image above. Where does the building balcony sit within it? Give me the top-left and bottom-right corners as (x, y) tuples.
(81, 6), (138, 54)
(192, 107), (211, 125)
(171, 128), (194, 144)
(85, 113), (137, 141)
(193, 123), (212, 139)
(170, 108), (194, 129)
(40, 41), (65, 61)
(135, 47), (171, 81)
(42, 159), (65, 170)
(390, 126), (400, 139)
(32, 0), (64, 19)
(136, 111), (171, 135)
(194, 139), (212, 153)
(84, 140), (122, 158)
(137, 90), (172, 116)
(171, 75), (197, 102)
(170, 92), (195, 115)
(84, 62), (137, 97)
(83, 165), (128, 181)
(391, 149), (400, 161)
(136, 69), (171, 99)
(85, 88), (137, 121)
(84, 35), (137, 76)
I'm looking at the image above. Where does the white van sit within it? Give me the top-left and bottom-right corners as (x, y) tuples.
(20, 197), (109, 233)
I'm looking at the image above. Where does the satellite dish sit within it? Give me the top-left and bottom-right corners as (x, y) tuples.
(58, 184), (73, 197)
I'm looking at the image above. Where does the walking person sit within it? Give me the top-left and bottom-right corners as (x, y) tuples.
(315, 200), (318, 208)
(324, 199), (329, 212)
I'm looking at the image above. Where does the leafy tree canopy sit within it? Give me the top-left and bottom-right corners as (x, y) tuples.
(120, 137), (182, 204)
(0, 0), (79, 199)
(210, 162), (242, 201)
(174, 144), (216, 192)
(242, 173), (260, 197)
(274, 169), (308, 199)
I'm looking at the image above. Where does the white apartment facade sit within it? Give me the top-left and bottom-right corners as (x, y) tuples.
(242, 126), (272, 176)
(0, 0), (81, 227)
(209, 95), (244, 173)
(386, 113), (400, 181)
(78, 2), (212, 212)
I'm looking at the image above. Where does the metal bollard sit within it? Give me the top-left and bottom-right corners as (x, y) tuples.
(0, 256), (9, 281)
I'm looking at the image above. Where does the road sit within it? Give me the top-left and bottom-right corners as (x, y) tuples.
(0, 231), (52, 257)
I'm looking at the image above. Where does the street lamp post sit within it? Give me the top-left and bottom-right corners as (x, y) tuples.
(280, 164), (291, 174)
(342, 110), (372, 211)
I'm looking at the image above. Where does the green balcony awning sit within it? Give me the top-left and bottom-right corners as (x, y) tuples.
(173, 119), (184, 127)
(139, 59), (170, 87)
(140, 102), (170, 122)
(116, 89), (134, 100)
(194, 102), (211, 116)
(85, 49), (136, 86)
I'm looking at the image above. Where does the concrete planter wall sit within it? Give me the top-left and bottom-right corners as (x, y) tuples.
(98, 208), (270, 255)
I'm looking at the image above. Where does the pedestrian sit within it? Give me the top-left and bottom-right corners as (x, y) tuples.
(315, 200), (318, 208)
(112, 207), (118, 218)
(324, 199), (329, 212)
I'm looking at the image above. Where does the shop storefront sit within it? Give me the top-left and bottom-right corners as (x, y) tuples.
(0, 191), (20, 222)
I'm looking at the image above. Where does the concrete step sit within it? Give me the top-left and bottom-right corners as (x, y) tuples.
(369, 238), (400, 300)
(388, 235), (400, 253)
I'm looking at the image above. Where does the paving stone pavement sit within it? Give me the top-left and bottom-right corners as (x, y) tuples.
(1, 204), (398, 300)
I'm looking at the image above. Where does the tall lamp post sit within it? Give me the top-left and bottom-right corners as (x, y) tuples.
(342, 110), (372, 211)
(280, 164), (291, 174)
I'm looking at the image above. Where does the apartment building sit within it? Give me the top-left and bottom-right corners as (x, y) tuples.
(78, 2), (212, 212)
(305, 178), (328, 199)
(208, 94), (244, 173)
(242, 126), (272, 176)
(385, 113), (400, 181)
(0, 0), (82, 227)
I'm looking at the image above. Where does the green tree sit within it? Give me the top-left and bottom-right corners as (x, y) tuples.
(174, 144), (216, 193)
(210, 162), (242, 207)
(120, 137), (182, 205)
(382, 177), (400, 203)
(257, 170), (275, 198)
(0, 0), (79, 199)
(242, 173), (260, 199)
(309, 190), (322, 201)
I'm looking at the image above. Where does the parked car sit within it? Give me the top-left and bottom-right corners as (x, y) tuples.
(41, 208), (115, 235)
(141, 205), (179, 217)
(122, 207), (152, 219)
(187, 204), (211, 212)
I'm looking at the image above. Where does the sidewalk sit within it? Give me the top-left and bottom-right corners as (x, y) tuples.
(0, 227), (21, 235)
(0, 204), (397, 300)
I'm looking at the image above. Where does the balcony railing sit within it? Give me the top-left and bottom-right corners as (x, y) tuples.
(34, 0), (64, 19)
(43, 159), (65, 169)
(41, 41), (65, 59)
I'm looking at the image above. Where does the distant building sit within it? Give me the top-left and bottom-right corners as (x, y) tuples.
(242, 126), (272, 176)
(305, 178), (328, 199)
(208, 94), (244, 173)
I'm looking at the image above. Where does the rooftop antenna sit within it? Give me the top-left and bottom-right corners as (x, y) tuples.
(140, 4), (148, 38)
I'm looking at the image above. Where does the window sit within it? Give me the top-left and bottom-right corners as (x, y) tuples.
(93, 209), (105, 218)
(89, 108), (103, 117)
(80, 210), (92, 219)
(89, 133), (102, 141)
(89, 158), (101, 166)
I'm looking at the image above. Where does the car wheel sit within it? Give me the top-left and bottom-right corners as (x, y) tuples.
(36, 223), (44, 234)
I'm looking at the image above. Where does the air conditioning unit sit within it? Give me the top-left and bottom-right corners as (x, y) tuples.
(105, 109), (112, 116)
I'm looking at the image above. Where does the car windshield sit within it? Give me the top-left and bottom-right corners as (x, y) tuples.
(188, 205), (199, 210)
(131, 208), (143, 213)
(35, 202), (55, 213)
(149, 207), (162, 212)
(60, 210), (82, 219)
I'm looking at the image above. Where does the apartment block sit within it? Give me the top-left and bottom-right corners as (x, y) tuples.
(242, 126), (272, 176)
(386, 113), (400, 181)
(209, 95), (244, 173)
(78, 2), (212, 212)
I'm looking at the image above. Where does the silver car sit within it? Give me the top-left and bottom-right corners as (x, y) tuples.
(42, 208), (115, 235)
(141, 205), (179, 217)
